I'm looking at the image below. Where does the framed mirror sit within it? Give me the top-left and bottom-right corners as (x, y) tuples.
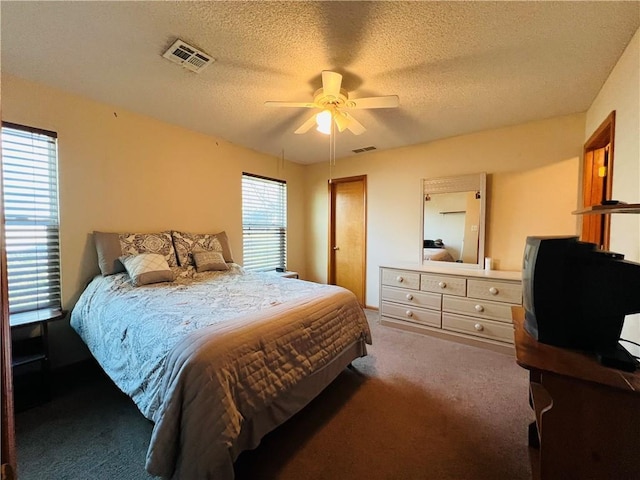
(421, 173), (486, 268)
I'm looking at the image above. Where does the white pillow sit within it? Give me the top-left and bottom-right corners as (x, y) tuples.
(119, 253), (174, 286)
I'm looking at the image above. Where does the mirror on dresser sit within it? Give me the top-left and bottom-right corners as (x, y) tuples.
(421, 172), (486, 269)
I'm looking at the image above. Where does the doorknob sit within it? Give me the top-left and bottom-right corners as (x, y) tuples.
(333, 246), (339, 250)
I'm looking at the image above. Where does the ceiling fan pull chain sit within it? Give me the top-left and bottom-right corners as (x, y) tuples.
(329, 128), (333, 181)
(332, 120), (336, 167)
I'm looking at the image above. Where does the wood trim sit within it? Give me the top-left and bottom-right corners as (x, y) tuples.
(584, 111), (616, 150)
(328, 175), (367, 305)
(361, 177), (367, 305)
(1, 127), (17, 475)
(1, 121), (57, 139)
(241, 171), (286, 184)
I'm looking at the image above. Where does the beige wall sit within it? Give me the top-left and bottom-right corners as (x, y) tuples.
(305, 114), (584, 307)
(585, 27), (640, 262)
(585, 27), (640, 353)
(9, 50), (631, 360)
(2, 74), (308, 366)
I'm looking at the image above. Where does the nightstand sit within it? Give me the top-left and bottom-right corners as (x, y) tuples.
(10, 309), (66, 410)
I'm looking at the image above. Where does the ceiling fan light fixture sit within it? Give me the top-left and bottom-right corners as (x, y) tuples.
(316, 110), (332, 135)
(265, 70), (399, 135)
(333, 111), (350, 132)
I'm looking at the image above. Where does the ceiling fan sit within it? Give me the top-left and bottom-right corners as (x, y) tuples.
(265, 71), (399, 135)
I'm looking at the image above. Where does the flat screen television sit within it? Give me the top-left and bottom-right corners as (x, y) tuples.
(522, 236), (640, 371)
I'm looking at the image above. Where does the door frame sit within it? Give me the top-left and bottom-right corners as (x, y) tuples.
(1, 127), (17, 478)
(581, 111), (615, 249)
(328, 175), (367, 305)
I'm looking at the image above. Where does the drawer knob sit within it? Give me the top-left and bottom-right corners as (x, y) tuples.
(474, 323), (484, 331)
(489, 287), (499, 295)
(475, 304), (484, 312)
(406, 293), (414, 301)
(406, 310), (413, 318)
(396, 276), (404, 283)
(438, 281), (447, 289)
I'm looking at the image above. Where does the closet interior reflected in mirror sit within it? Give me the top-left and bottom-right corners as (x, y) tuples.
(421, 173), (486, 268)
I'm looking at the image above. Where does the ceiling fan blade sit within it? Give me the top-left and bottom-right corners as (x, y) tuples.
(343, 113), (366, 135)
(265, 101), (317, 108)
(344, 95), (399, 109)
(321, 71), (343, 99)
(333, 111), (351, 133)
(294, 113), (318, 134)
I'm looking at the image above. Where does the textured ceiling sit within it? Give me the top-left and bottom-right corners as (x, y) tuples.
(1, 1), (639, 165)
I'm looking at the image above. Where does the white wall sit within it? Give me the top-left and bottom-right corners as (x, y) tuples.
(305, 114), (584, 307)
(586, 27), (640, 261)
(585, 27), (640, 354)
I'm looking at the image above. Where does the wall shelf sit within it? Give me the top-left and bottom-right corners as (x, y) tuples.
(572, 203), (640, 215)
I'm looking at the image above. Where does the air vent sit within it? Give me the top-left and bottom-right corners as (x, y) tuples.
(352, 146), (377, 154)
(162, 39), (214, 73)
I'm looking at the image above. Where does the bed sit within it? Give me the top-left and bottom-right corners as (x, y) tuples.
(70, 230), (372, 480)
(423, 247), (455, 262)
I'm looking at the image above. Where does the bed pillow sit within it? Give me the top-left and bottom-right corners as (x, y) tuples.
(171, 230), (234, 267)
(94, 231), (178, 276)
(192, 250), (229, 273)
(119, 253), (175, 286)
(95, 231), (126, 276)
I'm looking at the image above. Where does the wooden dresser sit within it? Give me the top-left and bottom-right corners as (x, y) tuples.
(379, 264), (522, 353)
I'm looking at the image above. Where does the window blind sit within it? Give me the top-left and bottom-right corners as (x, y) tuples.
(1, 123), (61, 315)
(242, 173), (287, 271)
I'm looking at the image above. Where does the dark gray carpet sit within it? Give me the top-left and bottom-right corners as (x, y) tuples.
(15, 311), (533, 479)
(15, 365), (154, 480)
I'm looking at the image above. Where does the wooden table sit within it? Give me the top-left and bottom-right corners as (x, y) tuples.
(512, 307), (640, 480)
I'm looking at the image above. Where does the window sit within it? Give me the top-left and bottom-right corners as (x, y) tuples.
(242, 173), (287, 271)
(1, 123), (61, 316)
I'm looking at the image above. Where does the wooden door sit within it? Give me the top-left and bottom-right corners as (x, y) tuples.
(581, 147), (609, 247)
(329, 176), (366, 306)
(581, 111), (615, 249)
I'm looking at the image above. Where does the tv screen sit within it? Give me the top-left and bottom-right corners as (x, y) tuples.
(522, 236), (640, 363)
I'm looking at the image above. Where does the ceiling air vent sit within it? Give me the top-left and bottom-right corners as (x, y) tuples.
(162, 39), (214, 73)
(352, 146), (377, 154)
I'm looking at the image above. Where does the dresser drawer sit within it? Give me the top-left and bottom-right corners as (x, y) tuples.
(420, 274), (466, 297)
(467, 279), (522, 304)
(381, 286), (441, 310)
(442, 312), (514, 344)
(442, 296), (514, 323)
(381, 269), (420, 290)
(381, 301), (441, 327)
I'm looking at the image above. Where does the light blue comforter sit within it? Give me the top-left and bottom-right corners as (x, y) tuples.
(70, 265), (339, 420)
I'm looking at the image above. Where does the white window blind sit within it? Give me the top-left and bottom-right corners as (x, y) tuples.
(1, 123), (61, 315)
(242, 173), (287, 271)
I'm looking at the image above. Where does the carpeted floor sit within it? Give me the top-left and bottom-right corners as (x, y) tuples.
(15, 310), (534, 479)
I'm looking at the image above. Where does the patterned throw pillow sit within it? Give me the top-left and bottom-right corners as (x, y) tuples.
(171, 231), (234, 267)
(192, 250), (229, 273)
(94, 231), (179, 276)
(119, 253), (175, 287)
(119, 232), (178, 267)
